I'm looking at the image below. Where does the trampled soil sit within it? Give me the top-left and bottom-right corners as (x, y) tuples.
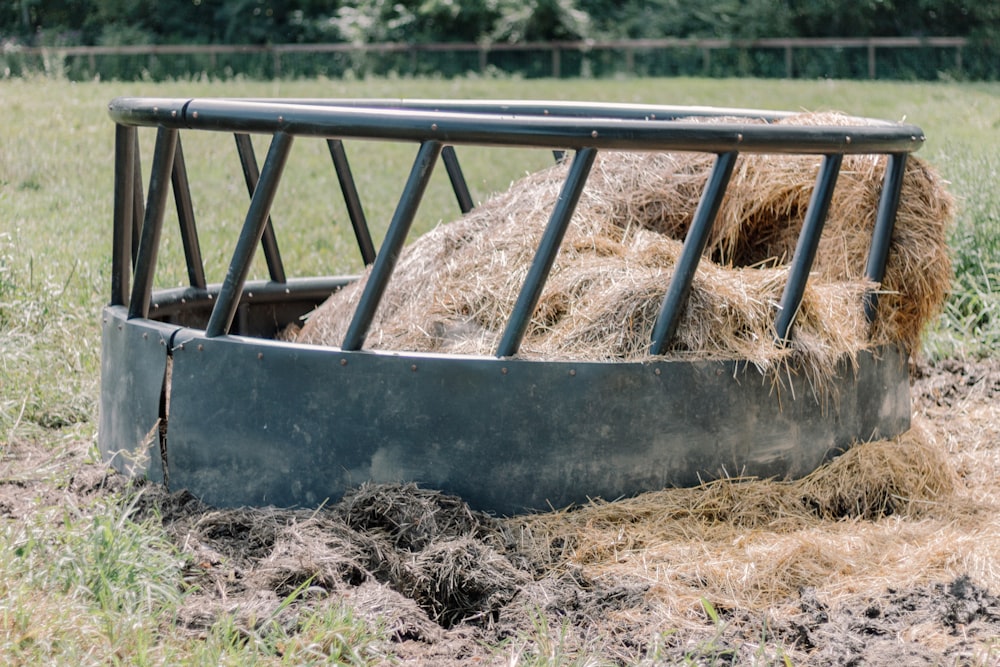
(3, 356), (999, 665)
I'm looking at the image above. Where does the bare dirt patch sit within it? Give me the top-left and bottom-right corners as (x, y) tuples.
(2, 356), (998, 664)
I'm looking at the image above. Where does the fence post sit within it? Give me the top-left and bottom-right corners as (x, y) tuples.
(868, 43), (876, 79)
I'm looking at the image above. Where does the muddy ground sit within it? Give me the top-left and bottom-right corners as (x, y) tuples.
(3, 356), (999, 665)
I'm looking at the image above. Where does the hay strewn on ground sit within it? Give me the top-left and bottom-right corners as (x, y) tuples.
(296, 112), (953, 382)
(14, 359), (993, 664)
(118, 361), (1000, 665)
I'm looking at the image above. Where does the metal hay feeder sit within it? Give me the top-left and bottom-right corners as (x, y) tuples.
(99, 98), (916, 515)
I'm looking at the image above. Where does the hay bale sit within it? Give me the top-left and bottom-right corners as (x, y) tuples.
(296, 112), (953, 373)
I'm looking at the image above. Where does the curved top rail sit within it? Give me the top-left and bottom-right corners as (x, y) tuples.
(237, 98), (796, 123)
(108, 97), (925, 155)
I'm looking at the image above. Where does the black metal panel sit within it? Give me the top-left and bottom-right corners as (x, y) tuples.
(165, 334), (909, 515)
(99, 306), (179, 483)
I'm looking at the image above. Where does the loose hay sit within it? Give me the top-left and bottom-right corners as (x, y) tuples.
(296, 112), (954, 384)
(121, 359), (1000, 664)
(510, 424), (958, 569)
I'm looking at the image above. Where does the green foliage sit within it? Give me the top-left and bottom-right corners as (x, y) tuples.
(4, 0), (998, 54)
(924, 149), (1000, 359)
(47, 497), (183, 616)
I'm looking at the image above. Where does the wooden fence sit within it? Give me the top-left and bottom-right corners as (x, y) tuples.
(4, 35), (971, 80)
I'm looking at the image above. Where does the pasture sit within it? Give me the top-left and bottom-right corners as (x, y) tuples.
(1, 75), (999, 664)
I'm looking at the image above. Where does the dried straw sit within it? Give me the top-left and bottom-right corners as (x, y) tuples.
(506, 397), (1000, 625)
(296, 112), (953, 384)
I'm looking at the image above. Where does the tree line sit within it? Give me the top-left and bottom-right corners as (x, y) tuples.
(4, 0), (997, 48)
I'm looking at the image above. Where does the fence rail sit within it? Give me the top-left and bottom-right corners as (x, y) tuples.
(3, 35), (974, 80)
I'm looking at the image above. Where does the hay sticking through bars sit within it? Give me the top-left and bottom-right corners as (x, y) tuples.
(295, 112), (953, 379)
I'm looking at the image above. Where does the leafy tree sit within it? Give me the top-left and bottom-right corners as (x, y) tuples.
(491, 0), (590, 42)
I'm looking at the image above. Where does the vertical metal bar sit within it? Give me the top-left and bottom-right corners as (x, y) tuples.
(128, 127), (178, 320)
(650, 151), (738, 355)
(774, 153), (843, 344)
(206, 132), (294, 338)
(131, 132), (144, 266)
(111, 124), (136, 307)
(326, 139), (376, 265)
(170, 136), (207, 290)
(234, 133), (287, 283)
(441, 145), (474, 214)
(864, 152), (907, 322)
(495, 147), (598, 358)
(341, 140), (442, 351)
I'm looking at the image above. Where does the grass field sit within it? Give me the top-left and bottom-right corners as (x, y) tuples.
(1, 74), (999, 664)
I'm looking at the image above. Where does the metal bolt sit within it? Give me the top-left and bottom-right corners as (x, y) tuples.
(197, 344), (204, 352)
(142, 333), (148, 340)
(257, 352), (263, 360)
(340, 358), (348, 366)
(411, 364), (418, 372)
(192, 111), (198, 119)
(845, 135), (852, 144)
(591, 130), (598, 138)
(171, 110), (177, 118)
(501, 367), (508, 375)
(569, 369), (576, 376)
(654, 368), (661, 376)
(737, 133), (744, 142)
(278, 115), (284, 123)
(431, 123), (438, 131)
(247, 292), (253, 299)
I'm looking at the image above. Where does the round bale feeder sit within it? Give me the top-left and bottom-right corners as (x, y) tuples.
(99, 98), (935, 516)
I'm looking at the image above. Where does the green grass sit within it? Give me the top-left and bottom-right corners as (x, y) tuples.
(1, 74), (998, 664)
